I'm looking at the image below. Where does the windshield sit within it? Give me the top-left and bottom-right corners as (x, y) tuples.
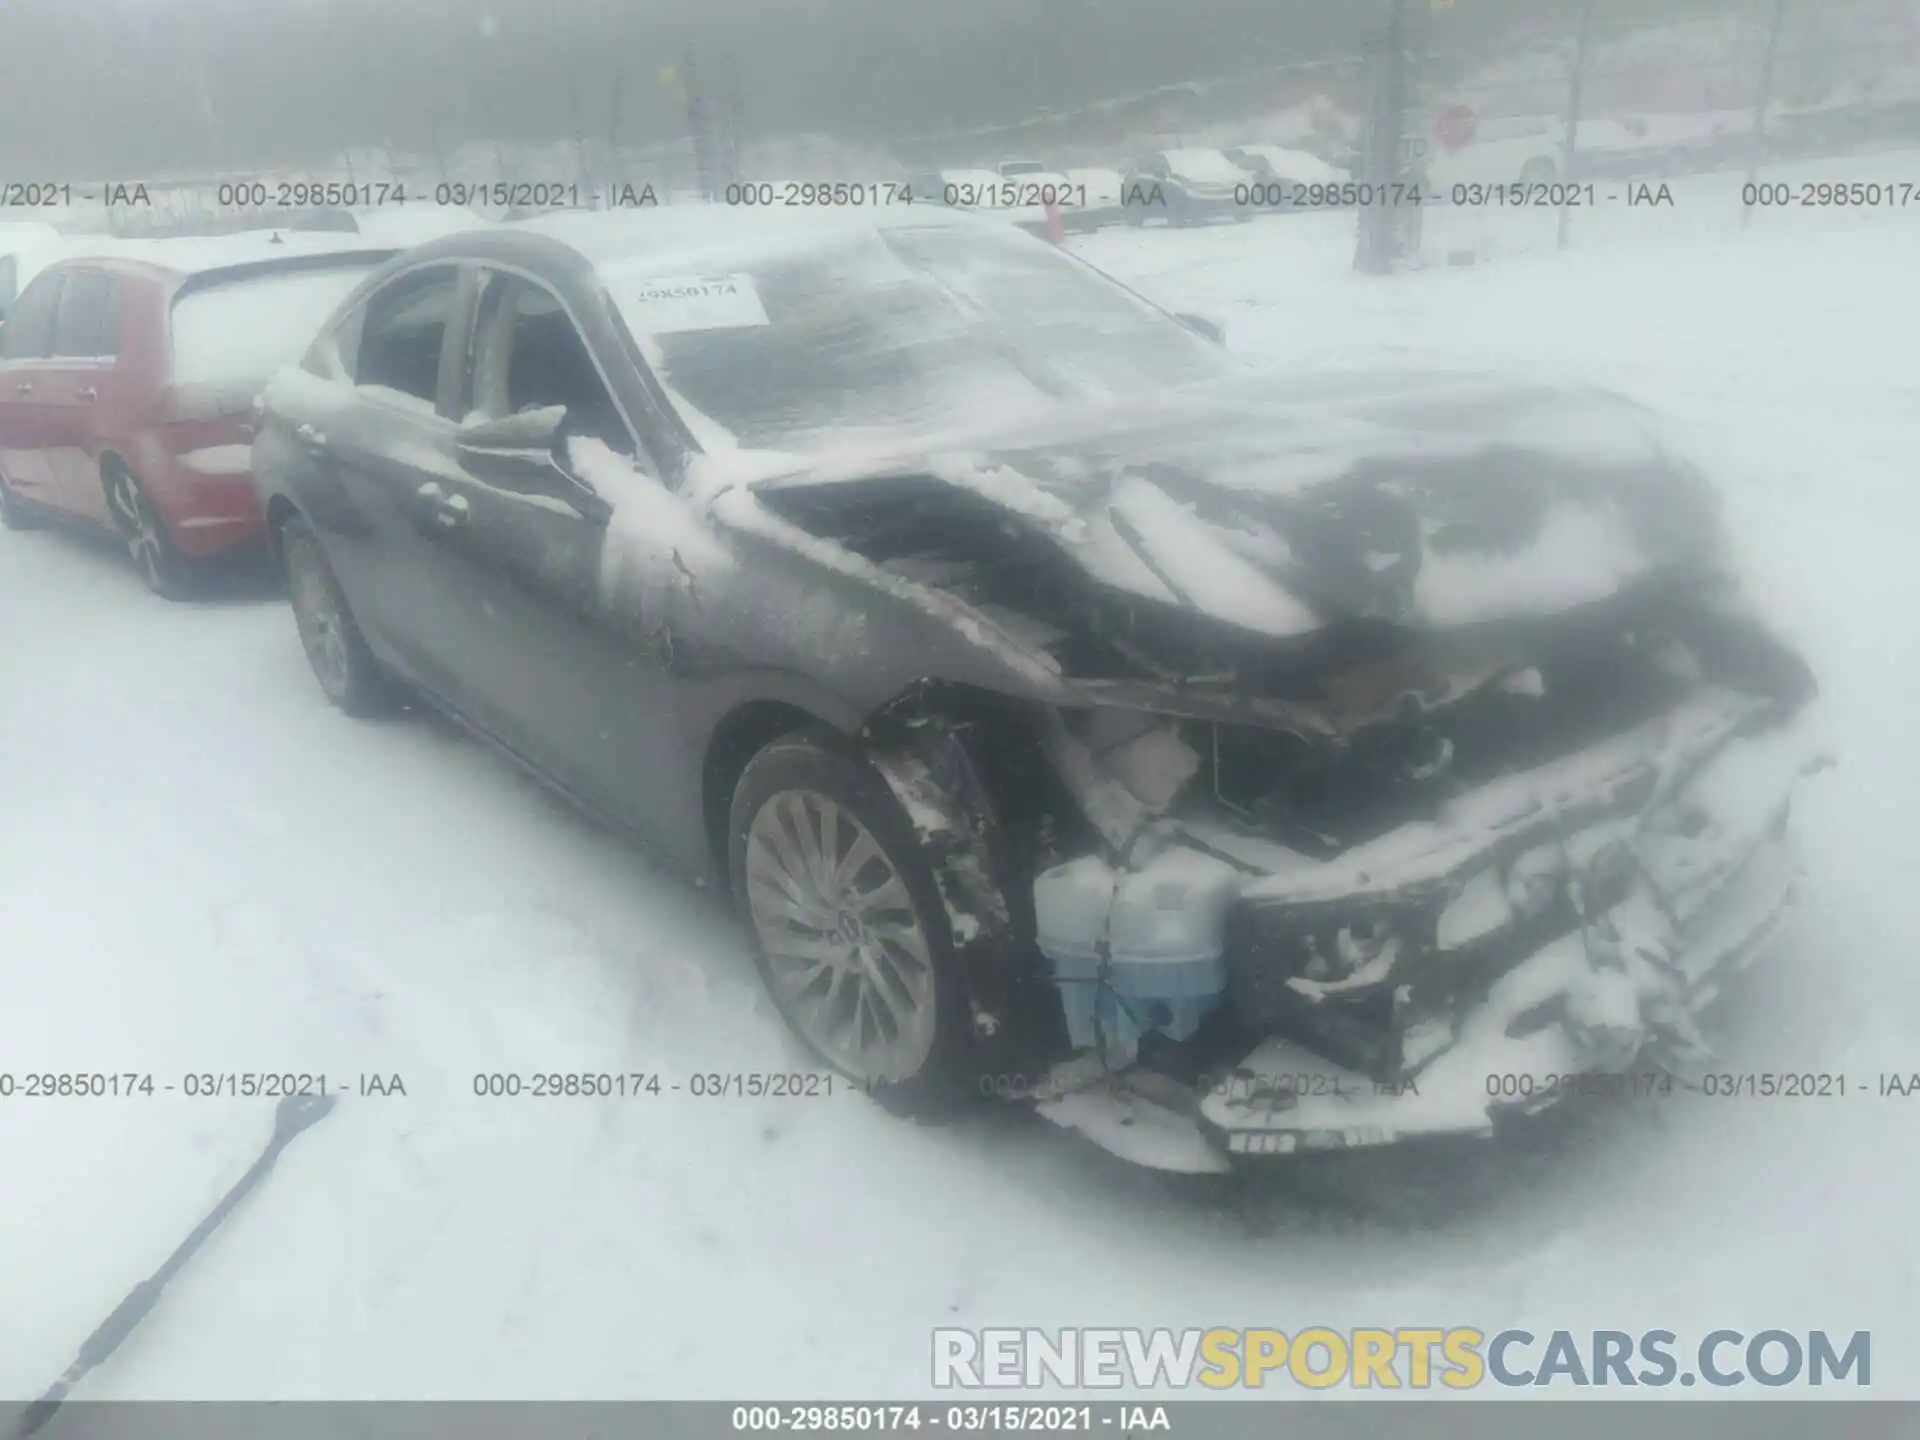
(608, 222), (1232, 453)
(1165, 149), (1247, 182)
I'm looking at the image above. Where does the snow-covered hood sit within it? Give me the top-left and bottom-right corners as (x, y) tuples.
(1065, 169), (1126, 204)
(1238, 146), (1348, 185)
(745, 368), (1727, 638)
(1163, 151), (1250, 189)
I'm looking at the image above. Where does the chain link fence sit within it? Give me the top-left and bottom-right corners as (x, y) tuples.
(1358, 0), (1920, 269)
(38, 1), (1920, 258)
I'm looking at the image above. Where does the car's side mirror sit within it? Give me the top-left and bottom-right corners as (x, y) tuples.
(1175, 312), (1225, 345)
(453, 405), (613, 526)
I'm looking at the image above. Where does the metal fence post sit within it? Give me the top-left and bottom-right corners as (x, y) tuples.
(427, 115), (448, 189)
(1559, 0), (1598, 250)
(568, 77), (590, 198)
(727, 76), (744, 192)
(607, 63), (626, 188)
(684, 47), (715, 202)
(1743, 0), (1792, 227)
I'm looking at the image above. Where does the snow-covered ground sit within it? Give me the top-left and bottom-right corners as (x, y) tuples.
(4, 151), (1919, 1402)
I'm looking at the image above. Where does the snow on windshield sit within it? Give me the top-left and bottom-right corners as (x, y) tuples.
(170, 264), (375, 391)
(606, 224), (1230, 453)
(1165, 149), (1249, 183)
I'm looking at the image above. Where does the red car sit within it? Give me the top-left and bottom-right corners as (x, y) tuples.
(0, 240), (393, 595)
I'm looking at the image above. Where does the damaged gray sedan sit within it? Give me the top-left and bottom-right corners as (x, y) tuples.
(253, 206), (1826, 1172)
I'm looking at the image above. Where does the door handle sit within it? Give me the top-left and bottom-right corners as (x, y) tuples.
(294, 423), (327, 453)
(78, 386), (98, 401)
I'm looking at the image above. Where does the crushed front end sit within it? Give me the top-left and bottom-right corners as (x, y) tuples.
(743, 376), (1834, 1171)
(1018, 583), (1828, 1171)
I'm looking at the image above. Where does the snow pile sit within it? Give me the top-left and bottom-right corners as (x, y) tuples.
(1105, 470), (1320, 636)
(1409, 495), (1654, 625)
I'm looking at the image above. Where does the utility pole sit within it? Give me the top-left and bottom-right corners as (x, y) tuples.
(1355, 0), (1416, 275)
(1743, 0), (1792, 227)
(1559, 0), (1598, 251)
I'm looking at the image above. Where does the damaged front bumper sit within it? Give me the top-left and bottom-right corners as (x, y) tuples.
(1029, 686), (1828, 1172)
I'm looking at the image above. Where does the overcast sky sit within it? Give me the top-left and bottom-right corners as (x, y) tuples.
(0, 0), (1791, 176)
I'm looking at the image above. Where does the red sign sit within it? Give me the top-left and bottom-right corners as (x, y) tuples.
(1437, 103), (1477, 150)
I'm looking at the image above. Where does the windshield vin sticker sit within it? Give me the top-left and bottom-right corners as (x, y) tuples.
(616, 273), (770, 333)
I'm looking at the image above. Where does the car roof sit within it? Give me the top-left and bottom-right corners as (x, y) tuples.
(0, 221), (62, 249)
(496, 202), (1002, 273)
(43, 231), (391, 283)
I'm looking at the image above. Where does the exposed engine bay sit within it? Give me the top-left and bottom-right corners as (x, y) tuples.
(865, 573), (1825, 1173)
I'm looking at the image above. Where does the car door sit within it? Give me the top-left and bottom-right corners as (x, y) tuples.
(302, 261), (484, 703)
(1224, 147), (1270, 183)
(40, 266), (122, 524)
(1122, 155), (1168, 218)
(422, 265), (684, 834)
(0, 269), (65, 508)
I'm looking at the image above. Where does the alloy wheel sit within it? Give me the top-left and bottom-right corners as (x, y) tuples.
(106, 468), (169, 591)
(287, 539), (353, 699)
(744, 788), (940, 1084)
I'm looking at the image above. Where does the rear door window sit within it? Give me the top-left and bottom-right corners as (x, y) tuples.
(0, 272), (63, 361)
(52, 271), (120, 359)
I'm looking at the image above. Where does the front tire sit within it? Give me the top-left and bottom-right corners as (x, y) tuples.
(103, 461), (191, 598)
(281, 516), (398, 717)
(729, 730), (981, 1114)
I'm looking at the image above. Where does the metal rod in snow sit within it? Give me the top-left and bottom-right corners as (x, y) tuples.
(6, 1093), (338, 1440)
(1743, 0), (1792, 228)
(1559, 0), (1598, 251)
